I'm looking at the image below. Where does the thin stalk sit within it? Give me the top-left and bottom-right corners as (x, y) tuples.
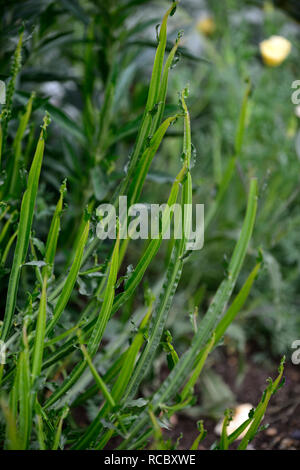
(1, 114), (51, 341)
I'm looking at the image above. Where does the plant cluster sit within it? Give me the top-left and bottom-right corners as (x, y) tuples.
(0, 0), (293, 450)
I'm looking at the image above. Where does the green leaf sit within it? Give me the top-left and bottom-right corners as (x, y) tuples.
(31, 275), (48, 384)
(73, 298), (154, 450)
(118, 179), (258, 449)
(6, 92), (35, 197)
(238, 357), (285, 450)
(45, 216), (90, 335)
(44, 179), (66, 271)
(1, 113), (51, 341)
(44, 231), (119, 409)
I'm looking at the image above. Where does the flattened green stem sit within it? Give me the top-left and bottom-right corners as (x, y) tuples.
(38, 166), (186, 382)
(44, 179), (66, 271)
(44, 232), (119, 409)
(1, 31), (23, 156)
(52, 406), (69, 450)
(151, 35), (181, 133)
(31, 275), (48, 384)
(0, 210), (17, 244)
(190, 421), (206, 450)
(18, 322), (31, 449)
(154, 179), (257, 406)
(238, 357), (285, 450)
(128, 114), (180, 206)
(36, 412), (46, 450)
(18, 351), (31, 449)
(71, 352), (126, 408)
(74, 300), (154, 450)
(8, 92), (35, 197)
(146, 2), (178, 113)
(180, 90), (192, 168)
(45, 217), (90, 336)
(122, 178), (188, 403)
(79, 337), (115, 409)
(32, 121), (187, 409)
(117, 3), (178, 193)
(1, 114), (51, 341)
(118, 179), (257, 449)
(66, 4), (178, 268)
(220, 409), (233, 450)
(87, 233), (119, 356)
(113, 113), (180, 270)
(120, 95), (192, 405)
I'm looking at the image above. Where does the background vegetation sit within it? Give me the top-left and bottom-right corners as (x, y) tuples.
(0, 0), (299, 450)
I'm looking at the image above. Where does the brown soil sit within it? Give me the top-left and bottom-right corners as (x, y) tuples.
(164, 356), (300, 450)
(71, 348), (300, 450)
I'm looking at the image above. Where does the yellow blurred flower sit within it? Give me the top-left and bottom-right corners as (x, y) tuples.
(295, 105), (300, 119)
(197, 17), (216, 36)
(259, 35), (292, 67)
(215, 404), (253, 440)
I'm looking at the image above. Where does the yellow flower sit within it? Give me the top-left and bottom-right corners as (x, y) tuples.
(215, 404), (253, 440)
(259, 35), (292, 67)
(197, 17), (216, 36)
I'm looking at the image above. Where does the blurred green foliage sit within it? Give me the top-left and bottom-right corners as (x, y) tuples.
(0, 0), (299, 427)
